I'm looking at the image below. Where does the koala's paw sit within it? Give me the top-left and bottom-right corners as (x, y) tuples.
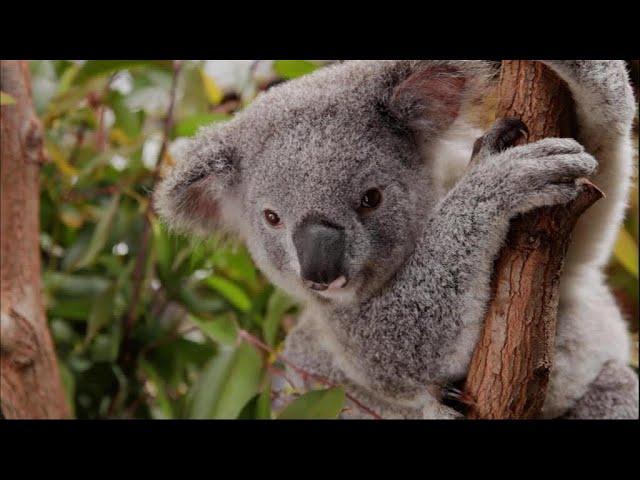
(423, 403), (464, 420)
(470, 132), (598, 216)
(470, 117), (529, 166)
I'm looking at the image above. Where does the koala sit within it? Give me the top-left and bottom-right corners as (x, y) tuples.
(155, 60), (639, 419)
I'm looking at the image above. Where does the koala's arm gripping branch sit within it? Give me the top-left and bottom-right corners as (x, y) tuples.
(463, 61), (603, 419)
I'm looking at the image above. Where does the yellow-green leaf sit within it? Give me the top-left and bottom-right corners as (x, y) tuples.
(0, 91), (16, 105)
(60, 204), (84, 229)
(613, 228), (639, 278)
(200, 69), (224, 106)
(274, 60), (318, 79)
(200, 69), (224, 105)
(46, 142), (79, 177)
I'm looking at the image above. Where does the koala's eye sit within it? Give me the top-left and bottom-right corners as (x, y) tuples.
(358, 188), (382, 212)
(264, 209), (282, 228)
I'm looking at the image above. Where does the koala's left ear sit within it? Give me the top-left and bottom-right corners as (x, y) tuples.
(153, 125), (241, 236)
(387, 61), (490, 137)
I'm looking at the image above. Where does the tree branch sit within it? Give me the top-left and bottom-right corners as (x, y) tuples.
(0, 60), (71, 418)
(238, 329), (383, 419)
(463, 61), (603, 419)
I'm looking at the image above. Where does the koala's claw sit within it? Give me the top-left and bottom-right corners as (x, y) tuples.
(440, 383), (474, 417)
(470, 117), (529, 166)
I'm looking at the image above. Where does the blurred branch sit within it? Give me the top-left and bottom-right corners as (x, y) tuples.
(62, 171), (153, 202)
(238, 329), (383, 419)
(68, 122), (87, 165)
(120, 61), (183, 366)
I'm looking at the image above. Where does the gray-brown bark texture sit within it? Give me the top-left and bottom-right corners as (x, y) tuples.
(464, 61), (603, 419)
(1, 60), (71, 418)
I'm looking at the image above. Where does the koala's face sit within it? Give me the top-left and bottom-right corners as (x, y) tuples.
(155, 60), (483, 304)
(238, 104), (433, 303)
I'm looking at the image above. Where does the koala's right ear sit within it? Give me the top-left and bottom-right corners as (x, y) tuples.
(153, 126), (241, 236)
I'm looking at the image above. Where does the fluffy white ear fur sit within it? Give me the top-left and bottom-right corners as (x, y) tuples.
(387, 61), (492, 139)
(153, 125), (242, 237)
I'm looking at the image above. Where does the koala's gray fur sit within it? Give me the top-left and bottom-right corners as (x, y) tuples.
(155, 60), (639, 419)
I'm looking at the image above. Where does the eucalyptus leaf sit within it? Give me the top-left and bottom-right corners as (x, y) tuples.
(140, 359), (175, 419)
(206, 276), (252, 313)
(73, 194), (121, 270)
(277, 387), (345, 419)
(274, 60), (318, 79)
(85, 286), (116, 345)
(190, 314), (238, 346)
(188, 342), (263, 419)
(44, 272), (111, 297)
(73, 60), (172, 85)
(172, 113), (229, 138)
(263, 289), (297, 346)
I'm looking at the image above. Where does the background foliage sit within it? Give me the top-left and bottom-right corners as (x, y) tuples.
(7, 60), (639, 419)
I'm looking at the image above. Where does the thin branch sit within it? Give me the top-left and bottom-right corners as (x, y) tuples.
(238, 329), (383, 419)
(68, 122), (87, 165)
(119, 61), (183, 366)
(93, 73), (117, 153)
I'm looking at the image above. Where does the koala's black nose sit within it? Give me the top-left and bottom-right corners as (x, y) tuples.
(293, 221), (346, 289)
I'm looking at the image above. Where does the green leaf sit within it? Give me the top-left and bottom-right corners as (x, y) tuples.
(47, 299), (92, 321)
(263, 289), (297, 346)
(172, 113), (229, 138)
(188, 342), (263, 419)
(73, 60), (172, 85)
(58, 363), (76, 418)
(205, 276), (252, 313)
(0, 91), (16, 105)
(73, 194), (121, 269)
(256, 384), (272, 419)
(613, 228), (639, 278)
(44, 272), (110, 297)
(107, 91), (144, 137)
(277, 387), (345, 419)
(50, 318), (78, 345)
(152, 219), (173, 278)
(140, 359), (175, 419)
(210, 245), (258, 286)
(190, 314), (238, 346)
(177, 285), (226, 316)
(85, 286), (116, 345)
(89, 332), (120, 362)
(274, 60), (318, 79)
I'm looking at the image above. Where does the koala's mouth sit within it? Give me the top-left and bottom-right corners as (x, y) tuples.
(303, 276), (349, 292)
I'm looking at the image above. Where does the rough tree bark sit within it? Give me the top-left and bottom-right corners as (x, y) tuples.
(463, 61), (603, 419)
(0, 60), (71, 418)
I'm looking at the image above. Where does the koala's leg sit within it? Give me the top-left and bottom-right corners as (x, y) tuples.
(542, 271), (634, 418)
(282, 309), (422, 419)
(561, 360), (639, 419)
(540, 60), (636, 272)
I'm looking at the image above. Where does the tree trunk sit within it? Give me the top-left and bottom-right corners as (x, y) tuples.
(0, 60), (71, 418)
(463, 61), (602, 419)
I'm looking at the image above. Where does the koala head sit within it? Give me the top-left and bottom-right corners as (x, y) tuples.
(154, 60), (489, 304)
